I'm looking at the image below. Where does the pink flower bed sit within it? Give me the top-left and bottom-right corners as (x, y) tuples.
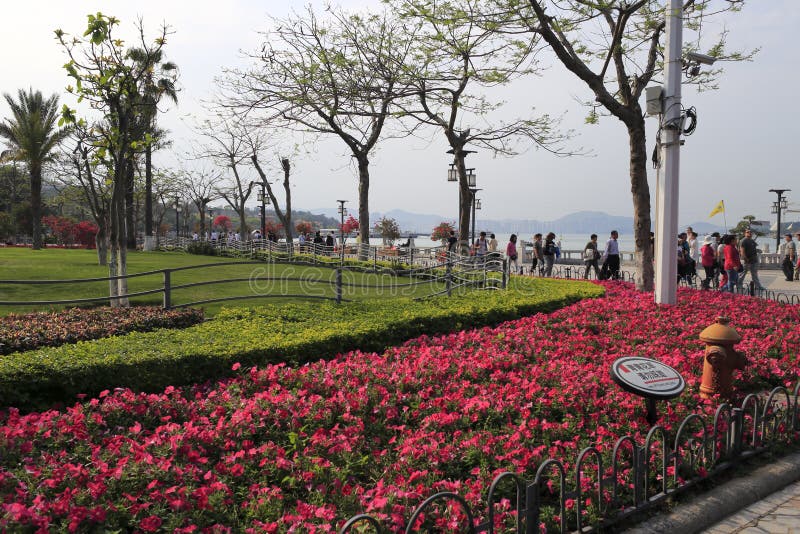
(0, 306), (204, 355)
(0, 283), (797, 532)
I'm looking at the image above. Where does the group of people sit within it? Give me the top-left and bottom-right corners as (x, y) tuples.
(297, 231), (337, 253)
(697, 231), (748, 292)
(696, 229), (800, 292)
(500, 230), (622, 279)
(498, 225), (800, 289)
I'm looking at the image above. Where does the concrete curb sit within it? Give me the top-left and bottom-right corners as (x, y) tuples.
(624, 450), (800, 533)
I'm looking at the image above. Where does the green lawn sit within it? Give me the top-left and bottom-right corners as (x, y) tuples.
(0, 248), (444, 316)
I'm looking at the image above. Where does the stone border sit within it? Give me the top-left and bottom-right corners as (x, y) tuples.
(625, 450), (800, 533)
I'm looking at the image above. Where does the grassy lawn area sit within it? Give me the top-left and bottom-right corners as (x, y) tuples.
(0, 248), (445, 316)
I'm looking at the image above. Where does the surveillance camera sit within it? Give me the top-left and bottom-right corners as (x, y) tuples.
(686, 52), (717, 66)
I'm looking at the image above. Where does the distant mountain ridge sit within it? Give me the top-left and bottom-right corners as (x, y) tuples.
(309, 208), (726, 235)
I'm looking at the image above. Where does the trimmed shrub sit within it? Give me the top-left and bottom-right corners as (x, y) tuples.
(186, 241), (218, 256)
(0, 278), (602, 410)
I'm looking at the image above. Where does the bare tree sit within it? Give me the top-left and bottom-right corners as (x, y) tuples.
(47, 127), (113, 265)
(388, 0), (570, 249)
(151, 169), (182, 246)
(244, 129), (294, 244)
(192, 115), (255, 237)
(180, 166), (220, 237)
(221, 6), (419, 256)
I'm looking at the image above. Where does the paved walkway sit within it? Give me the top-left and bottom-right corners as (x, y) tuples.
(744, 268), (800, 294)
(700, 479), (800, 533)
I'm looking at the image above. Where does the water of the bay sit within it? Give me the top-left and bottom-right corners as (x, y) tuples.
(409, 232), (637, 252)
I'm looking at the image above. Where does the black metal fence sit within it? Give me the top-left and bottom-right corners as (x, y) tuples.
(340, 382), (800, 533)
(0, 256), (507, 311)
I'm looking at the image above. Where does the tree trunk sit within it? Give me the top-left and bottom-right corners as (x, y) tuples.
(125, 158), (137, 250)
(281, 158), (293, 243)
(95, 222), (108, 266)
(199, 208), (206, 238)
(144, 145), (153, 237)
(237, 206), (248, 238)
(627, 118), (654, 292)
(357, 154), (370, 260)
(114, 181), (130, 306)
(108, 192), (121, 307)
(456, 158), (471, 254)
(30, 164), (43, 250)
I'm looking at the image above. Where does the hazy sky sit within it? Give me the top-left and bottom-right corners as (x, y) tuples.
(1, 1), (797, 228)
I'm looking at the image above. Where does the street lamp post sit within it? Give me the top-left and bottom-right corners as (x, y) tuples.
(770, 189), (790, 251)
(175, 199), (182, 240)
(446, 149), (476, 251)
(257, 185), (266, 239)
(653, 0), (716, 305)
(337, 200), (348, 263)
(653, 0), (683, 305)
(208, 207), (215, 239)
(469, 187), (482, 246)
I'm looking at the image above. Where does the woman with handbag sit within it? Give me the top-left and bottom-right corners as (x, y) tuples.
(723, 234), (742, 293)
(583, 234), (600, 279)
(506, 234), (521, 274)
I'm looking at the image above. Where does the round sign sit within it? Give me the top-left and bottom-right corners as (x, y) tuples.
(611, 356), (685, 400)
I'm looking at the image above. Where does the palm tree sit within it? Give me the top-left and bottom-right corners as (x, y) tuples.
(0, 89), (69, 249)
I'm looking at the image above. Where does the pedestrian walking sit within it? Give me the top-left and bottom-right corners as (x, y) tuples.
(781, 233), (797, 282)
(506, 234), (521, 274)
(716, 233), (727, 289)
(723, 234), (742, 292)
(700, 235), (716, 289)
(488, 233), (498, 253)
(738, 228), (763, 290)
(688, 231), (699, 264)
(602, 230), (621, 280)
(447, 231), (458, 254)
(796, 233), (800, 280)
(583, 234), (600, 279)
(531, 233), (543, 276)
(542, 232), (556, 277)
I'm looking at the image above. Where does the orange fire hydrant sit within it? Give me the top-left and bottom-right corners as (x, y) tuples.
(699, 316), (747, 399)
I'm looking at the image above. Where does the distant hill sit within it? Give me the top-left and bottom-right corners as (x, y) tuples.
(308, 208), (727, 235)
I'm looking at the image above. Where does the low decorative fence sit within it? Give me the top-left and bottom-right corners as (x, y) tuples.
(340, 383), (800, 533)
(0, 256), (506, 311)
(159, 237), (449, 269)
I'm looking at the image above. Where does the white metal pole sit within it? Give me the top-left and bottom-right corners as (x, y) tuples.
(654, 0), (683, 305)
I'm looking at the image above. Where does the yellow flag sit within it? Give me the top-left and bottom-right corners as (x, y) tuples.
(709, 200), (725, 218)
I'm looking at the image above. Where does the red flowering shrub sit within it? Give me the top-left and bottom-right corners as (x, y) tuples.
(212, 215), (232, 231)
(0, 306), (204, 354)
(341, 215), (359, 234)
(431, 221), (455, 242)
(0, 283), (797, 532)
(295, 220), (314, 235)
(73, 220), (99, 248)
(263, 218), (283, 236)
(41, 215), (76, 245)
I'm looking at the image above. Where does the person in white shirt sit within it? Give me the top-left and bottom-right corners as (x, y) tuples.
(688, 231), (699, 263)
(781, 233), (797, 282)
(602, 230), (621, 280)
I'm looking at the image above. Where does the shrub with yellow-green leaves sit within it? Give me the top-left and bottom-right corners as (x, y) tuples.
(0, 277), (602, 410)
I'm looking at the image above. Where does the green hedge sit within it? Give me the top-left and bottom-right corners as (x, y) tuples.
(0, 278), (603, 411)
